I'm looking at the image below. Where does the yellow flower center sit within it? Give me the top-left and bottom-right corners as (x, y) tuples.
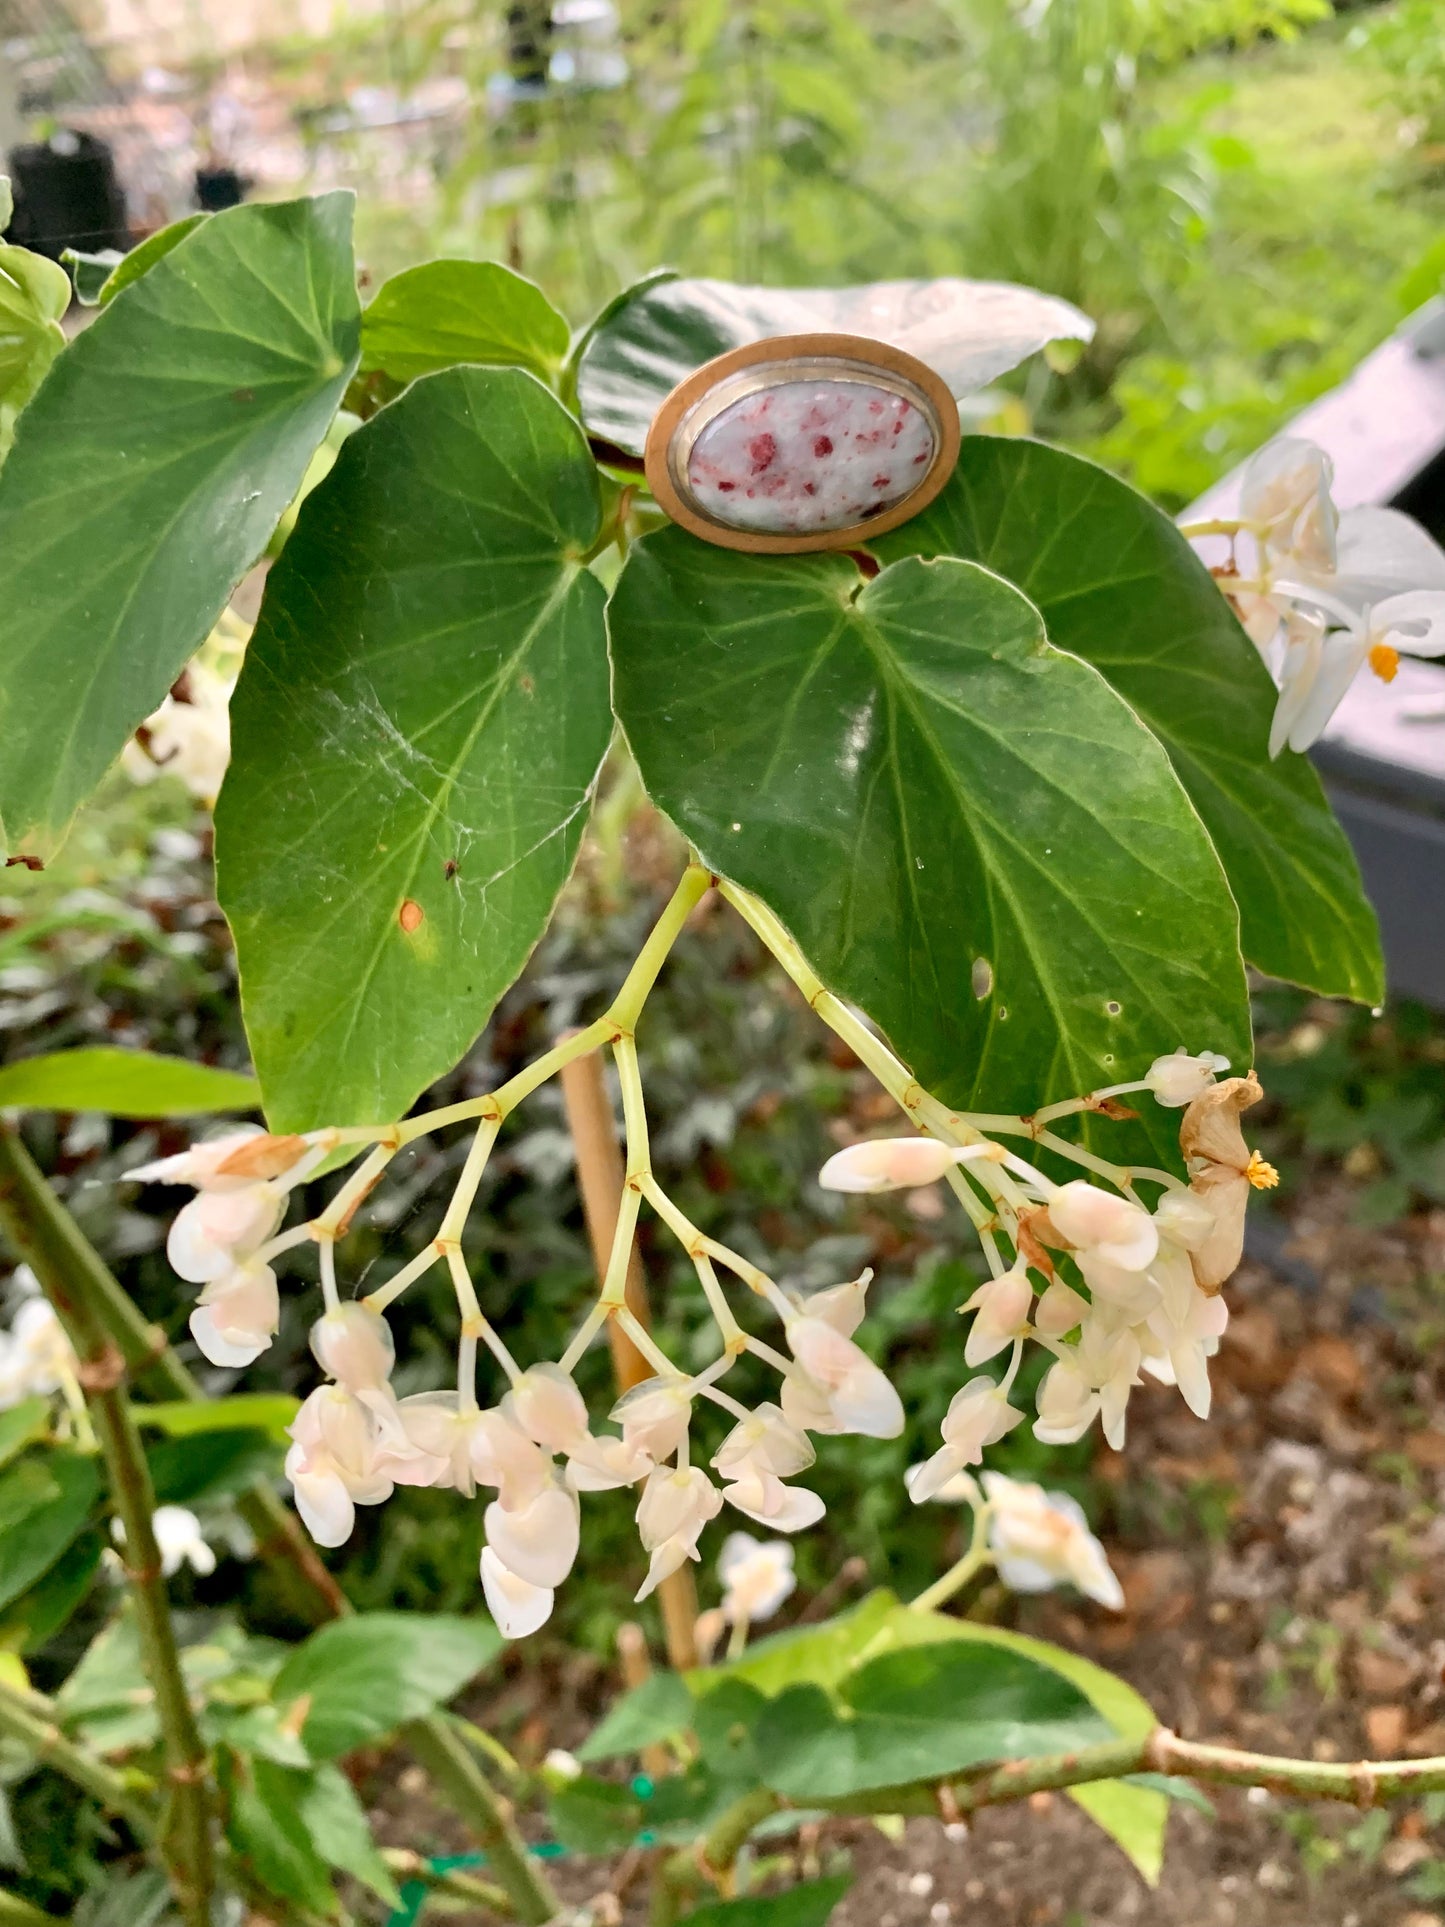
(1368, 642), (1400, 683)
(1245, 1149), (1279, 1191)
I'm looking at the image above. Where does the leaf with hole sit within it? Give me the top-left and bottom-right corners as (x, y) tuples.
(217, 366), (612, 1128)
(609, 536), (1251, 1146)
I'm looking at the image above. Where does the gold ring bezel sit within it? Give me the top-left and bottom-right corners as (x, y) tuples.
(642, 332), (962, 555)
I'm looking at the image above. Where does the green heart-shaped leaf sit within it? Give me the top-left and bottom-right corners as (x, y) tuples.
(0, 1047), (259, 1117)
(0, 241), (69, 413)
(360, 258), (570, 384)
(0, 193), (359, 863)
(609, 534), (1250, 1140)
(217, 366), (611, 1129)
(873, 437), (1383, 1006)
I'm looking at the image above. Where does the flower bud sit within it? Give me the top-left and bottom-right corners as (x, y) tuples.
(1033, 1279), (1088, 1339)
(310, 1302), (395, 1391)
(127, 1127), (310, 1192)
(961, 1267), (1033, 1367)
(469, 1408), (552, 1510)
(481, 1546), (554, 1640)
(1046, 1181), (1157, 1271)
(636, 1464), (721, 1552)
(819, 1137), (961, 1194)
(284, 1439), (356, 1547)
(611, 1377), (693, 1461)
(786, 1317), (903, 1438)
(167, 1185), (282, 1284)
(508, 1363), (590, 1454)
(792, 1270), (871, 1336)
(566, 1433), (654, 1492)
(484, 1478), (580, 1590)
(712, 1402), (814, 1482)
(721, 1467), (825, 1533)
(189, 1260), (279, 1368)
(718, 1532), (796, 1623)
(1144, 1048), (1230, 1109)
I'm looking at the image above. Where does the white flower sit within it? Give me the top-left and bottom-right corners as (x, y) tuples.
(718, 1532), (796, 1624)
(819, 1137), (969, 1193)
(1240, 437), (1338, 574)
(711, 1403), (815, 1482)
(960, 1266), (1033, 1367)
(393, 1392), (516, 1497)
(1034, 1319), (1141, 1450)
(285, 1383), (433, 1547)
(791, 1270), (871, 1336)
(1143, 1272), (1229, 1419)
(480, 1545), (554, 1639)
(634, 1465), (722, 1600)
(126, 1127), (311, 1192)
(151, 1505), (218, 1578)
(507, 1363), (591, 1455)
(484, 1476), (581, 1590)
(1178, 1072), (1273, 1293)
(785, 1317), (903, 1438)
(167, 1185), (282, 1285)
(610, 1377), (693, 1461)
(1267, 584), (1445, 755)
(1046, 1182), (1157, 1272)
(121, 660), (234, 805)
(310, 1302), (394, 1391)
(566, 1431), (655, 1491)
(1145, 1049), (1231, 1108)
(467, 1406), (553, 1510)
(0, 1297), (75, 1406)
(189, 1261), (279, 1367)
(981, 1471), (1124, 1611)
(908, 1378), (1023, 1502)
(905, 1461), (980, 1505)
(720, 1466), (825, 1532)
(1033, 1278), (1088, 1339)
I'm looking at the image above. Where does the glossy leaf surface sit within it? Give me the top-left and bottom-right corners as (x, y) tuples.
(271, 1612), (502, 1759)
(874, 438), (1383, 1005)
(610, 536), (1251, 1136)
(874, 1604), (1166, 1883)
(0, 1047), (259, 1116)
(753, 1641), (1110, 1800)
(575, 274), (1091, 456)
(360, 259), (570, 383)
(0, 193), (359, 862)
(217, 366), (610, 1129)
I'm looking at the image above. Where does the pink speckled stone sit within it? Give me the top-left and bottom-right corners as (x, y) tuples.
(686, 380), (935, 535)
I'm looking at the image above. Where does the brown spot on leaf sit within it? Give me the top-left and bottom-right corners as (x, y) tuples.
(519, 673), (536, 696)
(399, 899), (424, 933)
(4, 854), (43, 871)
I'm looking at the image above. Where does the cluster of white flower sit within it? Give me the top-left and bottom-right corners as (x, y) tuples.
(0, 1273), (78, 1412)
(910, 1467), (1124, 1612)
(121, 660), (236, 807)
(826, 1049), (1272, 1495)
(1196, 437), (1445, 756)
(131, 1039), (1266, 1640)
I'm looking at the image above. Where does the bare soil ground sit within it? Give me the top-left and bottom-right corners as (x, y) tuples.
(365, 1173), (1445, 1927)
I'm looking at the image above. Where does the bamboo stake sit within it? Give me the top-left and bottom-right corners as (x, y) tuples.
(559, 1045), (700, 1670)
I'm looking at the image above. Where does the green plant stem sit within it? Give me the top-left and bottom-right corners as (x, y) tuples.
(400, 1718), (556, 1924)
(0, 1133), (560, 1926)
(0, 1676), (157, 1838)
(381, 1848), (514, 1912)
(0, 1126), (213, 1927)
(917, 1526), (994, 1618)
